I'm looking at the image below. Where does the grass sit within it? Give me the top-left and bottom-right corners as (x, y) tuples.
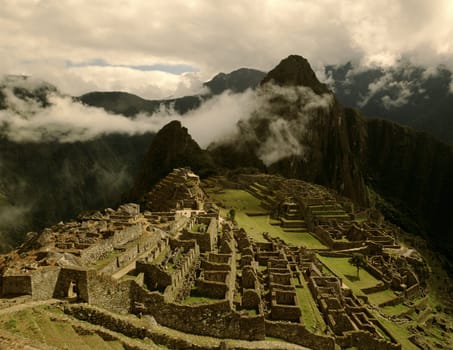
(367, 289), (399, 305)
(381, 303), (411, 316)
(317, 256), (380, 296)
(207, 189), (327, 249)
(374, 314), (418, 350)
(295, 284), (326, 333)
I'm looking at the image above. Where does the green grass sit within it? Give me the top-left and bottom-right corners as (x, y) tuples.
(207, 189), (327, 249)
(317, 256), (380, 296)
(295, 284), (326, 333)
(209, 189), (264, 212)
(367, 289), (399, 306)
(381, 303), (411, 316)
(374, 315), (418, 350)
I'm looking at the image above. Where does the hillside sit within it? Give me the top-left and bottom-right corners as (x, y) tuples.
(327, 62), (453, 144)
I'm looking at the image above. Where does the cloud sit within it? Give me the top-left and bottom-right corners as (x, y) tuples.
(1, 0), (452, 97)
(356, 72), (413, 109)
(217, 84), (334, 166)
(0, 77), (333, 165)
(65, 59), (199, 74)
(381, 83), (412, 109)
(0, 80), (254, 145)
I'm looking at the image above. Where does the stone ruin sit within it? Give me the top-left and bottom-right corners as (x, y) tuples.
(0, 168), (433, 349)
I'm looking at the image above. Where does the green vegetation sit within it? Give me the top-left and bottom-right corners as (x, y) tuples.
(4, 318), (16, 330)
(366, 289), (398, 305)
(374, 315), (418, 350)
(317, 256), (379, 295)
(349, 253), (365, 279)
(295, 284), (326, 333)
(207, 189), (327, 249)
(381, 303), (410, 316)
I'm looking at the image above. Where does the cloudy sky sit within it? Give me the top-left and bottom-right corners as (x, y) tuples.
(1, 0), (453, 99)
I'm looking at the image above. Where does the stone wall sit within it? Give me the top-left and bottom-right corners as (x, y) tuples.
(1, 275), (32, 296)
(201, 259), (231, 271)
(265, 320), (335, 350)
(87, 272), (132, 314)
(361, 282), (388, 295)
(337, 330), (401, 350)
(180, 221), (216, 253)
(80, 223), (142, 265)
(136, 262), (172, 292)
(80, 239), (114, 266)
(53, 267), (89, 301)
(196, 280), (228, 299)
(64, 303), (214, 350)
(30, 267), (60, 300)
(131, 283), (265, 341)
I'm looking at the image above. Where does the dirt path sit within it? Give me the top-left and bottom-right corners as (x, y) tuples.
(0, 298), (61, 316)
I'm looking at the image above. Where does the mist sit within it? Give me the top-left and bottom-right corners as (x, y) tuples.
(0, 81), (258, 146)
(1, 77), (334, 168)
(218, 84), (334, 166)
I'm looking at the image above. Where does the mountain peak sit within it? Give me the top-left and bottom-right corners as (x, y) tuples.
(129, 120), (215, 200)
(261, 55), (329, 94)
(204, 68), (266, 94)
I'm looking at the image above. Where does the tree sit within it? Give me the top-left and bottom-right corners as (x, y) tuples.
(349, 253), (365, 279)
(228, 208), (236, 222)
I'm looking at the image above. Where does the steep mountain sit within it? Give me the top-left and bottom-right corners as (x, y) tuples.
(79, 68), (265, 116)
(210, 55), (369, 205)
(0, 78), (153, 252)
(207, 55), (453, 260)
(204, 68), (266, 94)
(262, 55), (329, 94)
(326, 62), (453, 144)
(129, 120), (216, 201)
(79, 91), (203, 116)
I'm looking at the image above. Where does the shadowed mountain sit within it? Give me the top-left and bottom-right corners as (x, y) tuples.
(204, 68), (266, 94)
(262, 55), (329, 94)
(79, 68), (265, 116)
(129, 120), (216, 201)
(79, 91), (203, 116)
(327, 62), (453, 144)
(0, 77), (153, 251)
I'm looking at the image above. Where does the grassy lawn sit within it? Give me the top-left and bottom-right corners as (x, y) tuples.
(381, 303), (411, 316)
(209, 189), (264, 212)
(208, 189), (327, 249)
(317, 256), (380, 295)
(367, 289), (399, 306)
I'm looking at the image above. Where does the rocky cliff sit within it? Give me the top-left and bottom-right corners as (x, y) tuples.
(129, 120), (216, 201)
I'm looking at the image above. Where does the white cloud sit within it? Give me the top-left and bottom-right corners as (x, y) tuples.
(0, 0), (452, 96)
(0, 81), (254, 145)
(219, 84), (334, 166)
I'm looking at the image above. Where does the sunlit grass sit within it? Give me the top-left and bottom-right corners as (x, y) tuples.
(207, 189), (327, 249)
(317, 256), (380, 295)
